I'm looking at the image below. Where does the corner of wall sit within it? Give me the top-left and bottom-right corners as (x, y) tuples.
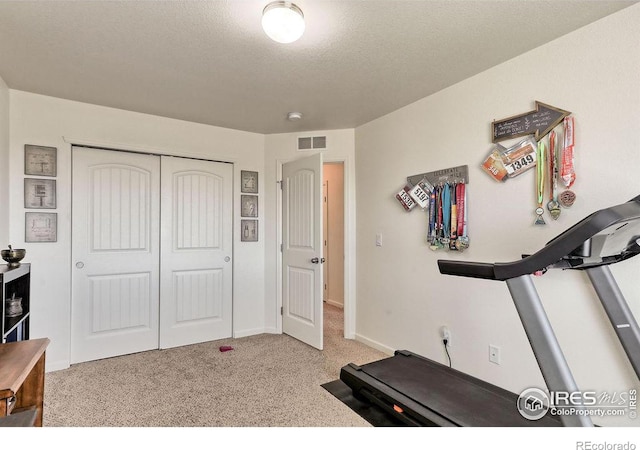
(0, 77), (9, 244)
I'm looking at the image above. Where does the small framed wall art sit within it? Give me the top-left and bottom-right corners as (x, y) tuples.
(24, 178), (56, 209)
(241, 170), (258, 194)
(24, 144), (57, 177)
(241, 219), (258, 242)
(241, 195), (258, 218)
(25, 212), (58, 243)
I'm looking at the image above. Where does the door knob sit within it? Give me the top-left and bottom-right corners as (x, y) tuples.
(76, 262), (85, 269)
(311, 257), (325, 264)
(224, 256), (231, 262)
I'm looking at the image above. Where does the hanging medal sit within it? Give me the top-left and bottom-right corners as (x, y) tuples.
(455, 182), (469, 251)
(462, 183), (469, 248)
(441, 182), (451, 247)
(449, 182), (458, 250)
(535, 140), (546, 225)
(428, 190), (436, 244)
(546, 130), (561, 220)
(430, 184), (443, 250)
(437, 184), (444, 246)
(559, 116), (576, 207)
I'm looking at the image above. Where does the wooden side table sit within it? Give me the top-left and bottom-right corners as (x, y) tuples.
(0, 338), (50, 426)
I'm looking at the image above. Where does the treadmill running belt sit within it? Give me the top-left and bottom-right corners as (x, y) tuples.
(345, 351), (561, 427)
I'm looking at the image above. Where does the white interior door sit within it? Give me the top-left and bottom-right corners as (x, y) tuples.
(159, 156), (233, 349)
(282, 153), (323, 349)
(71, 147), (160, 364)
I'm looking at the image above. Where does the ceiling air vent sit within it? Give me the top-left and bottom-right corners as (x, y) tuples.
(297, 135), (327, 152)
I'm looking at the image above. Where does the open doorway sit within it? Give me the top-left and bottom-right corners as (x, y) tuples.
(323, 162), (345, 339)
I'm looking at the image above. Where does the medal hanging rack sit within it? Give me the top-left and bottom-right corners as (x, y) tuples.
(481, 112), (577, 225)
(535, 115), (577, 224)
(395, 165), (470, 252)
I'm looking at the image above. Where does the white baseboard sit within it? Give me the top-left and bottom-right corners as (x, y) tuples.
(233, 327), (266, 339)
(46, 359), (71, 373)
(355, 333), (395, 356)
(324, 299), (343, 309)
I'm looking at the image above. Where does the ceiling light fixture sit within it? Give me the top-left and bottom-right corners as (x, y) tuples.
(287, 111), (303, 121)
(262, 1), (305, 44)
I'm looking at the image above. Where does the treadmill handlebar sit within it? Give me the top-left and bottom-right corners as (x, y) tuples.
(437, 260), (496, 280)
(438, 196), (640, 281)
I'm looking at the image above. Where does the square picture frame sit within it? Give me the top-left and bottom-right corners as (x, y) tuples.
(24, 178), (57, 209)
(25, 212), (58, 243)
(241, 170), (258, 194)
(241, 219), (258, 242)
(24, 144), (57, 177)
(241, 194), (258, 218)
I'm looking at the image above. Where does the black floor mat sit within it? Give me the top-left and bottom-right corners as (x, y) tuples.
(321, 379), (407, 427)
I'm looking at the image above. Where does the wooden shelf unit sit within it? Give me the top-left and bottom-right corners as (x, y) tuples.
(0, 338), (50, 426)
(1, 264), (31, 343)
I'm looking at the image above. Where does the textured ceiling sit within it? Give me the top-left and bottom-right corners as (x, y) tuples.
(0, 1), (636, 134)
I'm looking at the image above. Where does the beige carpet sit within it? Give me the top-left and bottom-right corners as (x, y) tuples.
(43, 304), (389, 427)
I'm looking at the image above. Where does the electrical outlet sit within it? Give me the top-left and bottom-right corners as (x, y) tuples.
(489, 344), (501, 365)
(441, 326), (451, 347)
(376, 233), (382, 247)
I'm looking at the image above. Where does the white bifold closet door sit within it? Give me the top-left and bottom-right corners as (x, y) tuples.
(159, 155), (233, 349)
(71, 147), (232, 364)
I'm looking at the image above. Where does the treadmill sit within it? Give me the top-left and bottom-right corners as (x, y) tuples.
(340, 195), (640, 427)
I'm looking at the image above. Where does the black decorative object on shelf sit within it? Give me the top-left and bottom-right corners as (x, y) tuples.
(1, 263), (31, 343)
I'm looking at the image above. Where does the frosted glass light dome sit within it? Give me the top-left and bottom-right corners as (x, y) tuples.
(262, 2), (305, 44)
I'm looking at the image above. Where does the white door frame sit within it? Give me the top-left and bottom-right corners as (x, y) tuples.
(276, 156), (355, 340)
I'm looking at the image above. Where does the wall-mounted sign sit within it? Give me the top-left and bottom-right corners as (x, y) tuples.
(491, 101), (570, 143)
(407, 165), (468, 187)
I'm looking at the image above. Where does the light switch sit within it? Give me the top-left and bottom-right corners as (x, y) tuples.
(376, 233), (382, 247)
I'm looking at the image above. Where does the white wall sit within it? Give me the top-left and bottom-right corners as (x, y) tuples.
(324, 162), (344, 307)
(9, 90), (266, 371)
(264, 130), (356, 336)
(355, 4), (640, 426)
(0, 76), (9, 244)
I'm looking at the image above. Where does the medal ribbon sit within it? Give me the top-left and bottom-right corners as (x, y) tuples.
(456, 182), (465, 237)
(442, 183), (451, 241)
(463, 185), (467, 237)
(450, 183), (457, 241)
(437, 185), (443, 240)
(428, 190), (436, 242)
(548, 131), (555, 200)
(561, 116), (576, 188)
(536, 141), (545, 209)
